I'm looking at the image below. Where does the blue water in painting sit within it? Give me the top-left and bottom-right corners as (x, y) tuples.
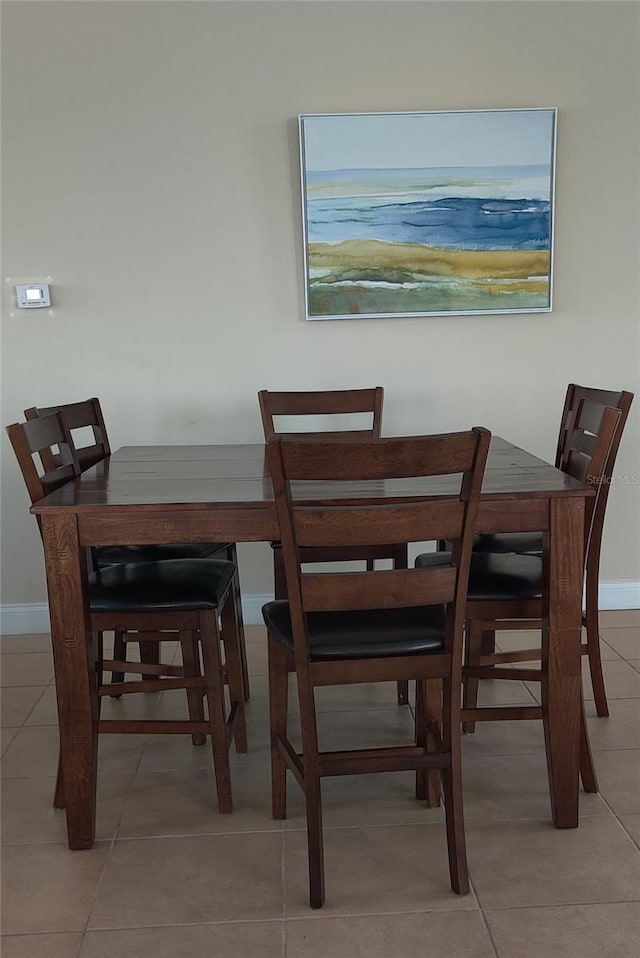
(305, 166), (552, 251)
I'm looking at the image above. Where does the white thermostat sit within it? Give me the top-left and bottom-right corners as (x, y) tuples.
(16, 284), (51, 308)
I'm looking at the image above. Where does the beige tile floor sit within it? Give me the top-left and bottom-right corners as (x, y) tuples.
(1, 615), (639, 957)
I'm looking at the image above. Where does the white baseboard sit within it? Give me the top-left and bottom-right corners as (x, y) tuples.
(1, 583), (638, 637)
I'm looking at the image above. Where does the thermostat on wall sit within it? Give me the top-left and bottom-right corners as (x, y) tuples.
(16, 284), (51, 308)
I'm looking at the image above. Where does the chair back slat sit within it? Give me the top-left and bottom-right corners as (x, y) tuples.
(293, 501), (466, 548)
(301, 565), (458, 612)
(267, 428), (490, 663)
(24, 398), (110, 473)
(259, 387), (384, 440)
(279, 432), (481, 481)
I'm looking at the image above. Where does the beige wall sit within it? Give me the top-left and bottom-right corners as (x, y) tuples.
(2, 0), (639, 609)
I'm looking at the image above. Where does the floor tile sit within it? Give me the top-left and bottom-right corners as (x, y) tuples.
(284, 824), (478, 916)
(591, 748), (640, 815)
(475, 677), (539, 706)
(486, 901), (640, 958)
(1, 726), (18, 756)
(0, 634), (53, 654)
(118, 765), (280, 838)
(291, 706), (416, 754)
(586, 699), (640, 749)
(460, 719), (546, 757)
(294, 679), (408, 713)
(461, 752), (607, 823)
(89, 832), (284, 927)
(244, 638), (268, 676)
(494, 630), (541, 651)
(1, 725), (60, 778)
(286, 910), (495, 957)
(1, 843), (110, 933)
(137, 733), (215, 772)
(95, 734), (148, 777)
(467, 817), (640, 908)
(283, 770), (445, 830)
(583, 658), (640, 700)
(24, 685), (62, 726)
(599, 610), (640, 629)
(1, 685), (47, 726)
(1, 774), (135, 845)
(601, 627), (640, 660)
(0, 933), (82, 958)
(620, 814), (640, 848)
(79, 923), (283, 958)
(0, 652), (54, 687)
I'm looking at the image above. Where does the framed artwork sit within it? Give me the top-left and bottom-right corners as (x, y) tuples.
(298, 108), (557, 320)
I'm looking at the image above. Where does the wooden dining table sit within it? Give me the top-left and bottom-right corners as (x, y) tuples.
(32, 436), (592, 849)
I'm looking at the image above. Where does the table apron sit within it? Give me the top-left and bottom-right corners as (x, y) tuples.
(75, 500), (550, 545)
(78, 509), (279, 546)
(475, 498), (549, 534)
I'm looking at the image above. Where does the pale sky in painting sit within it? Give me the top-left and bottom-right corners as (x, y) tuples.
(301, 109), (556, 171)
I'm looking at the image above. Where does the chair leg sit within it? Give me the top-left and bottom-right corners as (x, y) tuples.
(296, 681), (325, 908)
(53, 753), (65, 809)
(415, 679), (442, 806)
(580, 690), (599, 793)
(440, 677), (470, 895)
(139, 638), (161, 681)
(180, 632), (207, 747)
(462, 620), (483, 734)
(584, 573), (609, 716)
(305, 771), (325, 909)
(425, 678), (443, 807)
(267, 638), (289, 820)
(225, 544), (251, 701)
(481, 629), (497, 657)
(415, 678), (427, 801)
(397, 680), (410, 705)
(199, 611), (233, 814)
(273, 543), (287, 600)
(108, 630), (127, 694)
(221, 594), (248, 753)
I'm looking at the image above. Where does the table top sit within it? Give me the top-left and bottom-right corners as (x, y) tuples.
(32, 437), (593, 516)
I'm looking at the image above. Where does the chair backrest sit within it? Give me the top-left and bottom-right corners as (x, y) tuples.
(258, 387), (384, 440)
(6, 413), (79, 512)
(267, 429), (491, 665)
(556, 384), (633, 479)
(24, 398), (110, 473)
(557, 387), (633, 564)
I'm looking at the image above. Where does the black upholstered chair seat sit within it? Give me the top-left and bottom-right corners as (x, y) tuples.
(94, 542), (232, 569)
(90, 558), (236, 613)
(415, 552), (543, 602)
(472, 532), (543, 556)
(262, 600), (446, 659)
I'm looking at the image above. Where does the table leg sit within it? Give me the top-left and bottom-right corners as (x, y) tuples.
(41, 513), (98, 849)
(542, 496), (585, 828)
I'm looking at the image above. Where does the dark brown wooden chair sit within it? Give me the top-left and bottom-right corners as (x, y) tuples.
(24, 398), (249, 699)
(471, 385), (633, 716)
(6, 412), (247, 815)
(262, 427), (491, 907)
(258, 387), (410, 705)
(417, 397), (622, 796)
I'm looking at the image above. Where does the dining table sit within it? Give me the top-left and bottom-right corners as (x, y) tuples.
(31, 436), (592, 849)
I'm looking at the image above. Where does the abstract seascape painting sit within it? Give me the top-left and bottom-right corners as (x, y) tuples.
(299, 109), (556, 320)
